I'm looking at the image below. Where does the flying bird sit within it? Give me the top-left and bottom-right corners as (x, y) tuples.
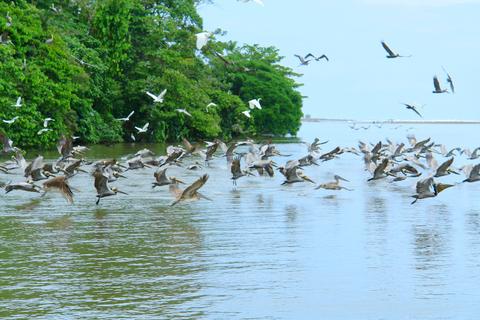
(116, 111), (134, 122)
(42, 176), (74, 204)
(176, 109), (192, 117)
(12, 96), (22, 107)
(3, 116), (19, 124)
(248, 98), (262, 110)
(242, 110), (251, 118)
(195, 32), (212, 50)
(146, 89), (167, 103)
(206, 102), (217, 112)
(135, 122), (149, 133)
(403, 103), (423, 118)
(37, 128), (52, 135)
(381, 41), (410, 58)
(442, 66), (455, 94)
(94, 170), (127, 205)
(411, 177), (453, 204)
(43, 117), (54, 127)
(171, 174), (210, 206)
(432, 76), (448, 94)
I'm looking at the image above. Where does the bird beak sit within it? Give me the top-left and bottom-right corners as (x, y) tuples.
(435, 183), (454, 194)
(337, 176), (349, 182)
(302, 176), (315, 184)
(176, 179), (185, 184)
(116, 189), (128, 195)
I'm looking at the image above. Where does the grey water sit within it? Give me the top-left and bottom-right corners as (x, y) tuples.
(1, 121), (480, 319)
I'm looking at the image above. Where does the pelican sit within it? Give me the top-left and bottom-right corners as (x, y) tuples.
(0, 134), (15, 153)
(242, 110), (251, 118)
(278, 163), (315, 185)
(176, 109), (192, 117)
(12, 96), (22, 107)
(42, 176), (74, 204)
(403, 103), (422, 118)
(442, 66), (455, 94)
(116, 111), (134, 122)
(231, 157), (251, 185)
(411, 177), (453, 204)
(248, 98), (262, 110)
(171, 174), (210, 206)
(381, 41), (410, 58)
(25, 156), (53, 181)
(294, 54), (314, 66)
(315, 175), (352, 191)
(368, 158), (390, 181)
(195, 32), (212, 50)
(432, 76), (448, 94)
(3, 116), (19, 124)
(249, 159), (275, 177)
(5, 182), (41, 194)
(146, 89), (167, 103)
(152, 168), (184, 188)
(135, 122), (149, 133)
(463, 164), (480, 183)
(94, 170), (127, 205)
(434, 157), (457, 177)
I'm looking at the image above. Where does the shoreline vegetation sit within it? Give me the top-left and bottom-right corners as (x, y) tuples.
(0, 1), (303, 150)
(302, 118), (480, 124)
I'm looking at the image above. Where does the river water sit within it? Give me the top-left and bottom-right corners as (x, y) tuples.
(1, 122), (480, 319)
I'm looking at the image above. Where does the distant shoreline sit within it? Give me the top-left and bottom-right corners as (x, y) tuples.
(301, 118), (480, 124)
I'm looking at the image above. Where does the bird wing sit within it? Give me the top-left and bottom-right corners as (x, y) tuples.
(436, 157), (454, 174)
(469, 164), (480, 179)
(231, 159), (241, 175)
(416, 177), (434, 194)
(43, 176), (74, 204)
(294, 54), (305, 63)
(373, 159), (388, 177)
(180, 174), (208, 199)
(154, 168), (167, 183)
(94, 171), (110, 194)
(126, 111), (134, 119)
(381, 41), (395, 56)
(433, 76), (441, 91)
(142, 123), (149, 130)
(158, 89), (167, 99)
(410, 107), (422, 118)
(146, 91), (158, 100)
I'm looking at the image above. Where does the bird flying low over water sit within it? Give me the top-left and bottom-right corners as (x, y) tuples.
(381, 41), (411, 58)
(403, 103), (423, 118)
(432, 76), (448, 94)
(171, 174), (210, 206)
(146, 89), (167, 103)
(315, 175), (352, 191)
(42, 176), (74, 204)
(411, 177), (453, 204)
(94, 170), (127, 205)
(152, 168), (184, 188)
(463, 164), (480, 183)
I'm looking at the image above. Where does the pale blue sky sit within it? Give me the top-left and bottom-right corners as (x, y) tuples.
(198, 0), (480, 120)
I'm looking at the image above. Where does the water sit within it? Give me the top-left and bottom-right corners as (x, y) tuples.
(1, 122), (480, 319)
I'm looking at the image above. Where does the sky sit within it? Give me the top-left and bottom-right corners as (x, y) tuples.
(197, 0), (480, 120)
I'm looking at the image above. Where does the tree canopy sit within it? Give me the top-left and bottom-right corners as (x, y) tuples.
(0, 0), (303, 149)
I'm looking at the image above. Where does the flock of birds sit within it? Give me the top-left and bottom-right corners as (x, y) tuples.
(1, 131), (480, 207)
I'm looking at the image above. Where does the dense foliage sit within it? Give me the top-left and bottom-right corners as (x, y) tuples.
(0, 0), (303, 149)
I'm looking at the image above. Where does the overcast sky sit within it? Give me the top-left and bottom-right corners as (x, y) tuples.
(198, 0), (480, 120)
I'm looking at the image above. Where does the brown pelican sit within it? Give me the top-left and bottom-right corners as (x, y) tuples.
(248, 159), (275, 177)
(320, 146), (342, 162)
(171, 174), (210, 206)
(315, 175), (352, 191)
(432, 76), (448, 94)
(94, 170), (128, 205)
(411, 177), (453, 204)
(305, 53), (329, 62)
(434, 157), (457, 177)
(42, 176), (74, 204)
(381, 41), (410, 58)
(60, 159), (87, 178)
(57, 135), (73, 160)
(463, 164), (480, 183)
(278, 162), (315, 185)
(368, 158), (390, 181)
(294, 54), (314, 66)
(5, 182), (41, 194)
(231, 157), (250, 185)
(403, 103), (423, 118)
(152, 168), (184, 188)
(24, 156), (54, 181)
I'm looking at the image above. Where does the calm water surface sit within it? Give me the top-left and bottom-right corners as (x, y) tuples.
(1, 122), (480, 319)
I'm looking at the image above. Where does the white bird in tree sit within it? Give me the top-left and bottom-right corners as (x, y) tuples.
(176, 109), (192, 117)
(43, 117), (54, 128)
(116, 111), (134, 122)
(206, 102), (217, 112)
(248, 98), (262, 110)
(242, 110), (251, 118)
(3, 116), (19, 124)
(146, 89), (167, 103)
(195, 32), (212, 50)
(135, 122), (149, 133)
(37, 128), (52, 135)
(45, 34), (54, 44)
(6, 12), (12, 27)
(130, 133), (136, 142)
(12, 96), (22, 108)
